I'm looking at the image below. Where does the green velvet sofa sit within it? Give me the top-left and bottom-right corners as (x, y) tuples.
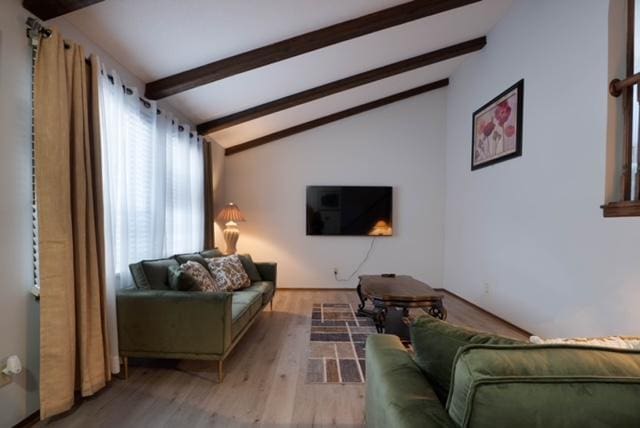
(366, 316), (640, 427)
(116, 248), (276, 381)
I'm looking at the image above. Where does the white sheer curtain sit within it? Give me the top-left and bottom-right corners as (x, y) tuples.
(98, 66), (205, 373)
(164, 121), (205, 255)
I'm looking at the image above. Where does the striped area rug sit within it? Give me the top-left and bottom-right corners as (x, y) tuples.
(305, 303), (378, 384)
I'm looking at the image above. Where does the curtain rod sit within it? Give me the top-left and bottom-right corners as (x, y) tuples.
(102, 73), (192, 136)
(26, 17), (51, 39)
(26, 18), (203, 141)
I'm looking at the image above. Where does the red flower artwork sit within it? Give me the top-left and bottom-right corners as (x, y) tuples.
(494, 100), (512, 126)
(505, 125), (515, 138)
(482, 121), (495, 137)
(477, 120), (485, 136)
(472, 80), (523, 170)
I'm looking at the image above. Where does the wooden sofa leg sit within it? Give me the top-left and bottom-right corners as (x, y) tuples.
(270, 300), (273, 311)
(122, 356), (129, 380)
(217, 360), (224, 383)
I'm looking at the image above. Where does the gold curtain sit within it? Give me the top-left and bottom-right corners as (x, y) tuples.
(35, 29), (110, 419)
(203, 141), (215, 249)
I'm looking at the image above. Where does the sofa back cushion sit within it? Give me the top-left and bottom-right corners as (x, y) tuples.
(175, 252), (209, 268)
(410, 316), (523, 403)
(201, 248), (224, 258)
(446, 344), (640, 427)
(129, 258), (179, 290)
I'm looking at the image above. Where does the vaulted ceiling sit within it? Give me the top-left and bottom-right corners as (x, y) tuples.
(28, 0), (513, 153)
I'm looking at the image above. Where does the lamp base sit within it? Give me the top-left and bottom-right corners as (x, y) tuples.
(223, 221), (240, 254)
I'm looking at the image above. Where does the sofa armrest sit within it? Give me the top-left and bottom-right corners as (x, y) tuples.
(117, 289), (233, 357)
(447, 344), (640, 427)
(366, 335), (455, 428)
(255, 262), (277, 283)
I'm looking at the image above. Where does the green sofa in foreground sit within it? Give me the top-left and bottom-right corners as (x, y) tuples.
(116, 249), (276, 381)
(366, 316), (640, 427)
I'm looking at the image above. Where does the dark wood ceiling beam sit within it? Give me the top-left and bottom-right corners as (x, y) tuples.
(225, 78), (448, 156)
(198, 37), (485, 135)
(145, 0), (480, 100)
(23, 0), (105, 20)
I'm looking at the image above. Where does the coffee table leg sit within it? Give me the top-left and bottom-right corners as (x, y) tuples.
(373, 306), (387, 333)
(427, 300), (447, 320)
(356, 280), (367, 314)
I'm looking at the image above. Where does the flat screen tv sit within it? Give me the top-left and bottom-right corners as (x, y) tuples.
(306, 186), (393, 236)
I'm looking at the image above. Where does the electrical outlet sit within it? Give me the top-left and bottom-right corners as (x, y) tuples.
(483, 282), (490, 295)
(333, 267), (338, 276)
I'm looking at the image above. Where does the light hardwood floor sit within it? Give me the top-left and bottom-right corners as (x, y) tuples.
(39, 289), (528, 428)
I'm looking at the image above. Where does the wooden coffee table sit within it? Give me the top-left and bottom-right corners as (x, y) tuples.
(356, 275), (446, 335)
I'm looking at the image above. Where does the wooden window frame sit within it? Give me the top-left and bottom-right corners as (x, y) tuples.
(603, 0), (640, 217)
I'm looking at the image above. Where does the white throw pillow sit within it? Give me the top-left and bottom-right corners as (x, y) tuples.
(530, 335), (640, 350)
(206, 254), (251, 291)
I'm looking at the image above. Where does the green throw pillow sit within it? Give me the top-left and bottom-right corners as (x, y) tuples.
(238, 254), (261, 282)
(167, 265), (198, 291)
(410, 316), (524, 403)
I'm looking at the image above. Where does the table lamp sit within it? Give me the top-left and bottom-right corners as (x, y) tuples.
(216, 203), (246, 254)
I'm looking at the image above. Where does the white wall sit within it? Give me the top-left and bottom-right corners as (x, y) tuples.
(444, 0), (640, 337)
(0, 1), (40, 425)
(223, 89), (447, 288)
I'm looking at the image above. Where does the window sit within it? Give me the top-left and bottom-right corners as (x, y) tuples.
(604, 0), (640, 216)
(99, 70), (205, 286)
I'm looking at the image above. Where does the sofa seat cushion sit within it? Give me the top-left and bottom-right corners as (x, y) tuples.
(446, 344), (640, 427)
(231, 289), (263, 339)
(410, 316), (523, 403)
(247, 281), (275, 306)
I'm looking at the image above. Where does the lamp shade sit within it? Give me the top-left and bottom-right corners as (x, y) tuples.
(217, 203), (246, 222)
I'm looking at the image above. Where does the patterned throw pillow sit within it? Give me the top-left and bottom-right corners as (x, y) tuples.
(530, 335), (640, 350)
(206, 254), (251, 291)
(181, 261), (219, 292)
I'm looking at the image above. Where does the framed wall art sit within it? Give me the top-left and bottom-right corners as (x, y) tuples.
(472, 79), (524, 170)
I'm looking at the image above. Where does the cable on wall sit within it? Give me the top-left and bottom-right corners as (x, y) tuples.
(334, 237), (377, 282)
